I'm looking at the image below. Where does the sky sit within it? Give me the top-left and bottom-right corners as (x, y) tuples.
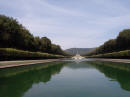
(0, 0), (130, 49)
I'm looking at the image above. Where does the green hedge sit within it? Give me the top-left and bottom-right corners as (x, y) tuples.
(0, 48), (64, 60)
(87, 50), (130, 59)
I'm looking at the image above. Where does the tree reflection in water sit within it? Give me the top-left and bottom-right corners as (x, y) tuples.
(86, 61), (130, 91)
(0, 62), (67, 97)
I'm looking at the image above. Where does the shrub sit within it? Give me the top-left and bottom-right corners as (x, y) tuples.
(0, 48), (64, 60)
(87, 50), (130, 59)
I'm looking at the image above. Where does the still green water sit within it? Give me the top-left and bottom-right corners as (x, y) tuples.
(0, 60), (130, 97)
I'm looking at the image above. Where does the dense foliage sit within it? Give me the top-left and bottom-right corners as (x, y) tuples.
(86, 29), (130, 56)
(0, 48), (64, 60)
(0, 15), (66, 56)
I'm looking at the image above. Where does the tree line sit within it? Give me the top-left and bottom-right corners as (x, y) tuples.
(0, 14), (67, 55)
(86, 29), (130, 56)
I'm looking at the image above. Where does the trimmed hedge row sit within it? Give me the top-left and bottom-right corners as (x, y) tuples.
(0, 48), (64, 60)
(87, 50), (130, 59)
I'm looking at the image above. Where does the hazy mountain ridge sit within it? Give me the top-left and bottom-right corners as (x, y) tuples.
(65, 48), (96, 55)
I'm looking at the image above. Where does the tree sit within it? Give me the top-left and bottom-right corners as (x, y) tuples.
(0, 15), (34, 50)
(86, 29), (130, 56)
(51, 44), (66, 55)
(0, 14), (66, 56)
(117, 29), (130, 50)
(40, 37), (52, 53)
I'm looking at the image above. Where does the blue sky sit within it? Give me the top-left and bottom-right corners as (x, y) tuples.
(0, 0), (130, 49)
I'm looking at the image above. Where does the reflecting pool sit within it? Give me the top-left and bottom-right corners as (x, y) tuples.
(0, 60), (130, 97)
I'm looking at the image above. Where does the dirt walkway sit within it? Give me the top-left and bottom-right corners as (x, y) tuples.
(0, 59), (62, 69)
(90, 58), (130, 64)
(0, 58), (130, 69)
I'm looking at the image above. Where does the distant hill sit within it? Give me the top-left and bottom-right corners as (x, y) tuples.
(65, 48), (96, 55)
